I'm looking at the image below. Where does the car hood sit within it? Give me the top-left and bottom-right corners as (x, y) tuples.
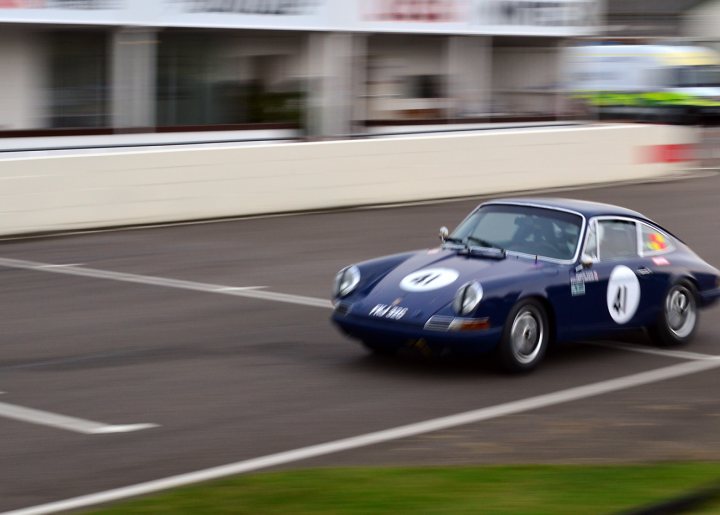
(353, 248), (561, 319)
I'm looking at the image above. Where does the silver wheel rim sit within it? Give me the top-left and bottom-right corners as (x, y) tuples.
(665, 285), (696, 339)
(510, 307), (544, 365)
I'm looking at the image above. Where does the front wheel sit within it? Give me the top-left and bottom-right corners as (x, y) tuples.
(649, 281), (698, 347)
(361, 340), (398, 356)
(497, 299), (549, 373)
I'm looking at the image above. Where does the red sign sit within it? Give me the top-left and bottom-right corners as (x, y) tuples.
(0, 0), (45, 7)
(364, 0), (461, 22)
(640, 144), (695, 164)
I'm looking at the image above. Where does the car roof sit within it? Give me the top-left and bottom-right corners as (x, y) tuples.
(482, 197), (648, 220)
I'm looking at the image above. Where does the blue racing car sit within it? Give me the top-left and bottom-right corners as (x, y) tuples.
(331, 198), (720, 372)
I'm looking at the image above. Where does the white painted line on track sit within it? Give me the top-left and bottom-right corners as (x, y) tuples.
(7, 357), (720, 515)
(36, 263), (85, 268)
(584, 341), (720, 361)
(0, 400), (158, 435)
(0, 257), (332, 309)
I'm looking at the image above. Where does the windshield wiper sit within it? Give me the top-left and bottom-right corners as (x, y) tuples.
(444, 235), (506, 258)
(441, 236), (467, 249)
(466, 236), (504, 253)
(456, 236), (506, 259)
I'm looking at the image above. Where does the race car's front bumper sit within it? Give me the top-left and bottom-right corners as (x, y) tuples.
(331, 310), (503, 356)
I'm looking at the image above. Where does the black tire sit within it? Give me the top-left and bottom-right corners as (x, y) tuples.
(497, 299), (549, 373)
(649, 281), (698, 347)
(361, 340), (398, 356)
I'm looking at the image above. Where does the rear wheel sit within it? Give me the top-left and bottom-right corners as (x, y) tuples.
(650, 281), (698, 347)
(497, 299), (549, 373)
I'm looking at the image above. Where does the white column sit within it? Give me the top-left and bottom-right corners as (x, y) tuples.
(350, 34), (368, 135)
(446, 36), (492, 119)
(0, 27), (47, 130)
(111, 28), (157, 130)
(305, 32), (365, 138)
(555, 40), (568, 119)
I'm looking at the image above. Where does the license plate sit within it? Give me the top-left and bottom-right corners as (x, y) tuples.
(369, 304), (408, 320)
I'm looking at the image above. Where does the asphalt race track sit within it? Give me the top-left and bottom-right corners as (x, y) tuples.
(1, 171), (719, 512)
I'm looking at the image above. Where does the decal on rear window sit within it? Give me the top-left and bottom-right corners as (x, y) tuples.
(641, 224), (674, 256)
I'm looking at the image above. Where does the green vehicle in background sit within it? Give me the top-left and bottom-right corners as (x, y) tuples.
(566, 44), (720, 124)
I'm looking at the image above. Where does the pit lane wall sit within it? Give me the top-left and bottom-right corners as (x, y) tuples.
(0, 124), (697, 236)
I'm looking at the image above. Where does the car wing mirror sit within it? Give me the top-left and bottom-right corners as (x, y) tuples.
(439, 226), (449, 242)
(580, 254), (596, 268)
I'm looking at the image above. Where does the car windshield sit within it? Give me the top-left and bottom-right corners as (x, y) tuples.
(450, 204), (583, 261)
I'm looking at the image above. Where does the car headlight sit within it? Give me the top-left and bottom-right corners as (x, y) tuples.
(453, 281), (483, 315)
(333, 265), (361, 298)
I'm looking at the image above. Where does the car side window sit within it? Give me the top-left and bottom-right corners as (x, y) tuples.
(598, 219), (638, 261)
(640, 223), (675, 256)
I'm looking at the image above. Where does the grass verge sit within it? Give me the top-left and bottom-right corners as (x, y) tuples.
(89, 463), (720, 514)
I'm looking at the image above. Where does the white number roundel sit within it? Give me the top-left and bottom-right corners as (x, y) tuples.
(400, 268), (459, 292)
(606, 265), (641, 324)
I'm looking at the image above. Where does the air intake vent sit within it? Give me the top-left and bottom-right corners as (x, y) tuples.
(424, 315), (453, 331)
(334, 302), (351, 316)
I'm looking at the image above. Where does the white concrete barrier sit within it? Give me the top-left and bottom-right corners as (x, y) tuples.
(0, 124), (698, 236)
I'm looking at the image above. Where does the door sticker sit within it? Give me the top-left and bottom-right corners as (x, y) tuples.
(570, 269), (598, 296)
(400, 268), (459, 292)
(606, 265), (641, 324)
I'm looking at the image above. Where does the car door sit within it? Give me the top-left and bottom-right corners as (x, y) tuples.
(570, 217), (654, 333)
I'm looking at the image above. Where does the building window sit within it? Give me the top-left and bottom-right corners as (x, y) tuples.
(48, 31), (109, 128)
(407, 74), (445, 99)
